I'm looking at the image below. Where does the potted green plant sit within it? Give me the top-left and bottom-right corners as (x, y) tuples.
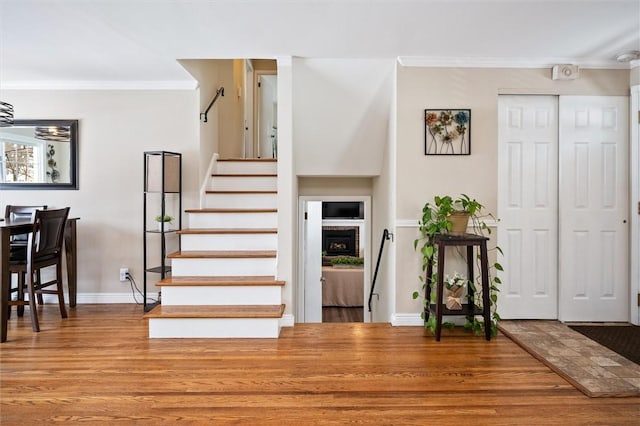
(154, 214), (174, 231)
(330, 256), (364, 269)
(413, 194), (503, 336)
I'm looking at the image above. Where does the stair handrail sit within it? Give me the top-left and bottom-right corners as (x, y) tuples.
(200, 86), (225, 123)
(368, 228), (393, 312)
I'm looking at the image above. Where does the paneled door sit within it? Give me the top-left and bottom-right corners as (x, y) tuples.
(559, 96), (629, 322)
(498, 96), (559, 319)
(498, 95), (629, 322)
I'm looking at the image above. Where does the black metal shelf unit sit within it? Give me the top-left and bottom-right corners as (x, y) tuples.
(143, 151), (182, 312)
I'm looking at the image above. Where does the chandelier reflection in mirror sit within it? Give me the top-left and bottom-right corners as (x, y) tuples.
(35, 126), (71, 142)
(0, 101), (14, 127)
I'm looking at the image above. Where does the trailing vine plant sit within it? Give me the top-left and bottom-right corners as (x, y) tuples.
(46, 144), (60, 182)
(412, 194), (503, 337)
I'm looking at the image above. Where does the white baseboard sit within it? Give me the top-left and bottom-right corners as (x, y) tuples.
(37, 293), (141, 304)
(280, 314), (295, 327)
(391, 313), (424, 326)
(391, 312), (474, 326)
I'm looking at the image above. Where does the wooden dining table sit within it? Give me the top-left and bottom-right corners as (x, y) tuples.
(0, 216), (79, 342)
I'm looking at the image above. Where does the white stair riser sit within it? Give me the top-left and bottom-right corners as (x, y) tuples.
(171, 257), (276, 277)
(204, 192), (277, 209)
(210, 176), (276, 191)
(181, 233), (277, 251)
(188, 212), (277, 229)
(162, 286), (281, 305)
(149, 318), (281, 338)
(216, 161), (277, 175)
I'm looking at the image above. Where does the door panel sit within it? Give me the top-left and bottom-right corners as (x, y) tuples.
(498, 96), (559, 319)
(304, 202), (323, 322)
(559, 96), (629, 322)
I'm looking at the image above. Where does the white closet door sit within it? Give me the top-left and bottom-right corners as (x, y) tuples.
(559, 96), (629, 322)
(498, 96), (559, 319)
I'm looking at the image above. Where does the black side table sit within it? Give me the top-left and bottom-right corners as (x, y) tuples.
(425, 233), (492, 341)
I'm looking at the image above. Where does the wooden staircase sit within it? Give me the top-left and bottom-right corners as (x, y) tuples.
(145, 158), (285, 338)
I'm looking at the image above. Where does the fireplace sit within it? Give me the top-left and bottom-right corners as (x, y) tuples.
(322, 228), (357, 257)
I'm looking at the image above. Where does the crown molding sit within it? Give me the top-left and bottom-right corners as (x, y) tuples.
(3, 80), (198, 91)
(397, 56), (630, 70)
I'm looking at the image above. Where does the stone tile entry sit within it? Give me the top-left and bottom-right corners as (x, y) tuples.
(498, 320), (640, 397)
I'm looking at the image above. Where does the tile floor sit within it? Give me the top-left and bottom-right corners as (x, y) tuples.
(498, 320), (640, 397)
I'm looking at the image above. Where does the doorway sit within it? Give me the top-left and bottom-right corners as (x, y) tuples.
(498, 95), (630, 322)
(298, 196), (371, 323)
(241, 60), (277, 159)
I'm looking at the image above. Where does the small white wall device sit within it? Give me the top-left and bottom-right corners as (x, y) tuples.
(551, 64), (579, 80)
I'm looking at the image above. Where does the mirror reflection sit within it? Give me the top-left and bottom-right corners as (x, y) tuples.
(0, 119), (78, 189)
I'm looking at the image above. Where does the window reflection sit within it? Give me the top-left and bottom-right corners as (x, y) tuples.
(1, 141), (42, 182)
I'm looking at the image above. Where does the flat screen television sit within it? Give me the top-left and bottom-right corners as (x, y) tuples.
(322, 202), (364, 219)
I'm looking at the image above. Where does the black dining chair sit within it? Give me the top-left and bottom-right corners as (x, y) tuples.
(5, 205), (47, 317)
(5, 205), (48, 249)
(8, 207), (70, 332)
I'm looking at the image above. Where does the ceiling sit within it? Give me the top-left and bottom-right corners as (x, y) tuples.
(1, 0), (638, 88)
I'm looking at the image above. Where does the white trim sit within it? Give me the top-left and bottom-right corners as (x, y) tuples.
(39, 293), (140, 304)
(631, 85), (640, 326)
(391, 313), (470, 327)
(280, 314), (295, 327)
(397, 56), (628, 70)
(4, 80), (198, 91)
(630, 60), (640, 69)
(391, 313), (423, 326)
(395, 218), (499, 228)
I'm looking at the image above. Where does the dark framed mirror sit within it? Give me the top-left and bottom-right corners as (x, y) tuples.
(0, 119), (78, 190)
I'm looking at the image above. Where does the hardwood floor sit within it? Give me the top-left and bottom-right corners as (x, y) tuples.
(1, 304), (639, 425)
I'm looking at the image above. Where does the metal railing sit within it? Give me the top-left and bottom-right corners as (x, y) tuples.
(200, 87), (225, 123)
(368, 228), (393, 312)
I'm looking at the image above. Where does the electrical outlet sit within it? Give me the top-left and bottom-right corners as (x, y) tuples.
(120, 268), (129, 282)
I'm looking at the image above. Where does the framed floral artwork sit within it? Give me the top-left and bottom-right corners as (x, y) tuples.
(424, 109), (471, 155)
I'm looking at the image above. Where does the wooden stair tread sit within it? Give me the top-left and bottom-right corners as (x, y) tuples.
(156, 276), (285, 286)
(218, 158), (277, 162)
(167, 250), (277, 259)
(185, 208), (277, 214)
(205, 190), (277, 194)
(177, 228), (277, 235)
(144, 304), (285, 319)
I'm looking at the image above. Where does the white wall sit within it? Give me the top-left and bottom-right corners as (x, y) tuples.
(393, 66), (630, 318)
(276, 57), (296, 322)
(293, 58), (394, 176)
(371, 62), (397, 324)
(180, 59), (238, 181)
(1, 89), (199, 301)
(631, 65), (640, 86)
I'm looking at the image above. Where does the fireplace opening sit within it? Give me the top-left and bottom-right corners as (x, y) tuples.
(322, 229), (357, 257)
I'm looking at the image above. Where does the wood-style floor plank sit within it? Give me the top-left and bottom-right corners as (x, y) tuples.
(1, 304), (639, 425)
